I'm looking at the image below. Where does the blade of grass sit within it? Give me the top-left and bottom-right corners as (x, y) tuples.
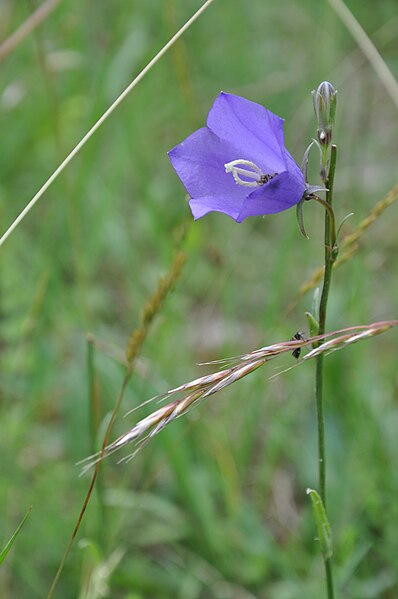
(0, 0), (215, 249)
(0, 506), (32, 566)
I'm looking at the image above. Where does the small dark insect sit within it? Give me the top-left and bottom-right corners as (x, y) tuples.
(258, 172), (278, 185)
(291, 331), (306, 359)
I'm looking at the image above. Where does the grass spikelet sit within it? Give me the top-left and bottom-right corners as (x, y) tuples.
(126, 251), (186, 364)
(80, 320), (398, 472)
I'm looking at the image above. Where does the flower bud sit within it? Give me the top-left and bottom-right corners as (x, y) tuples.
(312, 81), (337, 146)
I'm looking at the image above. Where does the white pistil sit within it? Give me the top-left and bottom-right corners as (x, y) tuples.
(224, 159), (276, 187)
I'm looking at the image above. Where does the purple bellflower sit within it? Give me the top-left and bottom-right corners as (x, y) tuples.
(168, 92), (307, 222)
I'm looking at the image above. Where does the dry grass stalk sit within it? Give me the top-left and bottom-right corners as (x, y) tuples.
(0, 0), (62, 62)
(328, 0), (398, 111)
(80, 320), (398, 473)
(290, 182), (398, 309)
(48, 248), (187, 597)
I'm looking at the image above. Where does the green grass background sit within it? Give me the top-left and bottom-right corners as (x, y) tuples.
(1, 0), (398, 597)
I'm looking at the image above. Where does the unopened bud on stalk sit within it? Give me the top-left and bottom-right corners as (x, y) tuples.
(312, 81), (337, 146)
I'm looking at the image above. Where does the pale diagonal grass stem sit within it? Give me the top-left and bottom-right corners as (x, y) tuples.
(328, 0), (398, 111)
(0, 0), (215, 249)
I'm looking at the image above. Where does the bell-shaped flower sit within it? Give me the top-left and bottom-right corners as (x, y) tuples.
(168, 92), (306, 222)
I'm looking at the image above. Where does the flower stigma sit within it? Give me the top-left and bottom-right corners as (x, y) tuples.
(224, 159), (277, 188)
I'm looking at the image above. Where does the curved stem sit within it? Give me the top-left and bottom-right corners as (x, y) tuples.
(315, 144), (337, 599)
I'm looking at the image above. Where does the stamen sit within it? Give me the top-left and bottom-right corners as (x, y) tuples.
(225, 159), (277, 188)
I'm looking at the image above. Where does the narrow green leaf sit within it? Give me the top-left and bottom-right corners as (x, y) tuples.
(306, 489), (333, 559)
(0, 506), (32, 566)
(312, 287), (320, 319)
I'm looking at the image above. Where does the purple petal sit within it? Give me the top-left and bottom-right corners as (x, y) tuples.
(236, 168), (306, 222)
(206, 92), (287, 173)
(189, 196), (243, 221)
(284, 146), (305, 184)
(168, 127), (249, 203)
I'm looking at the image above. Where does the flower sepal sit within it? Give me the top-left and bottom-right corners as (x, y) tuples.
(295, 141), (330, 238)
(296, 198), (309, 239)
(304, 184), (328, 197)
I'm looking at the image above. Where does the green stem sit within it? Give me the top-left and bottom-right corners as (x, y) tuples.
(86, 335), (107, 549)
(311, 195), (337, 249)
(315, 145), (337, 599)
(325, 558), (335, 599)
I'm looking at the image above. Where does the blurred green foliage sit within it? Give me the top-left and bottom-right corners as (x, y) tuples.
(0, 0), (398, 597)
